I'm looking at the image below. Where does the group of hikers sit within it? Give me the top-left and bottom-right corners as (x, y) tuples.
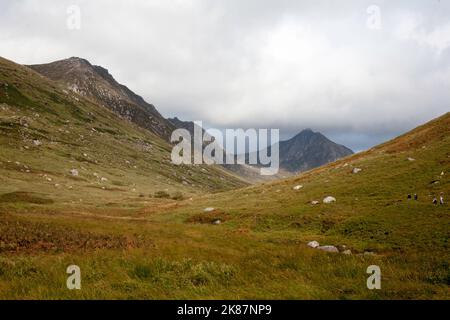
(407, 193), (445, 205)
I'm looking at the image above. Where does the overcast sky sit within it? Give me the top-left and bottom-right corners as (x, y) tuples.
(1, 0), (449, 151)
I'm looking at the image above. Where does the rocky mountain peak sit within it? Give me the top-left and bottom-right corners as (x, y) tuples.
(28, 57), (175, 141)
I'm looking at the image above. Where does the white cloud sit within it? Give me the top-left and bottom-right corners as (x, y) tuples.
(0, 0), (449, 151)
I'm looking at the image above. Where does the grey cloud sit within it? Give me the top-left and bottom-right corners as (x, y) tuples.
(1, 0), (449, 151)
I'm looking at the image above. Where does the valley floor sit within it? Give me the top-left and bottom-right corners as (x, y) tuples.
(0, 166), (448, 299)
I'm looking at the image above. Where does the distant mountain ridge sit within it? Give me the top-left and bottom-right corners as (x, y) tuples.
(29, 57), (175, 141)
(279, 129), (354, 172)
(168, 117), (353, 177)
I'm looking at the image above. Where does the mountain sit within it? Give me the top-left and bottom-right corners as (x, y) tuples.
(279, 129), (354, 172)
(0, 56), (246, 206)
(168, 118), (353, 180)
(168, 117), (202, 136)
(28, 57), (175, 141)
(168, 117), (293, 181)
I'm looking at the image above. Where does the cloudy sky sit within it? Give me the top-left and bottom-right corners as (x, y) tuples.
(1, 0), (449, 151)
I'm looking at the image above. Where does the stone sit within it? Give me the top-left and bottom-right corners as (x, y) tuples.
(212, 220), (222, 225)
(311, 200), (320, 205)
(69, 169), (79, 176)
(317, 245), (339, 253)
(307, 241), (320, 248)
(407, 157), (415, 161)
(33, 140), (42, 146)
(352, 167), (362, 174)
(204, 207), (215, 212)
(342, 250), (352, 255)
(293, 185), (303, 190)
(323, 196), (336, 204)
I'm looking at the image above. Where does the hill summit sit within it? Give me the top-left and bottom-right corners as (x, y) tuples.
(29, 57), (175, 141)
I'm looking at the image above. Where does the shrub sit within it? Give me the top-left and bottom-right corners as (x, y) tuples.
(154, 191), (170, 199)
(171, 191), (184, 201)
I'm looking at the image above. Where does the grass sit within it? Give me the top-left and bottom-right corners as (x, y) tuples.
(0, 56), (449, 299)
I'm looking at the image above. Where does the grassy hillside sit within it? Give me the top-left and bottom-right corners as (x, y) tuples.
(0, 56), (448, 299)
(0, 56), (247, 213)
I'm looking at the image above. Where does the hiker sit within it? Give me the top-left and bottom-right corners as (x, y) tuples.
(440, 193), (444, 205)
(407, 194), (412, 200)
(433, 197), (438, 205)
(414, 194), (418, 201)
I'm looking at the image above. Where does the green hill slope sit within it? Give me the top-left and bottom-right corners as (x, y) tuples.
(0, 56), (246, 211)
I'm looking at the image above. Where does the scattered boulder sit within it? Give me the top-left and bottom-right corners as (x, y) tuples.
(311, 200), (320, 205)
(342, 250), (352, 255)
(323, 196), (336, 204)
(212, 219), (222, 225)
(352, 168), (362, 174)
(307, 241), (320, 248)
(204, 207), (215, 212)
(317, 245), (339, 253)
(69, 169), (79, 176)
(32, 140), (42, 146)
(407, 157), (415, 162)
(100, 177), (108, 182)
(293, 185), (303, 190)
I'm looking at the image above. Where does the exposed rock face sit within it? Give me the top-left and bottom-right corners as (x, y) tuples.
(28, 57), (175, 141)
